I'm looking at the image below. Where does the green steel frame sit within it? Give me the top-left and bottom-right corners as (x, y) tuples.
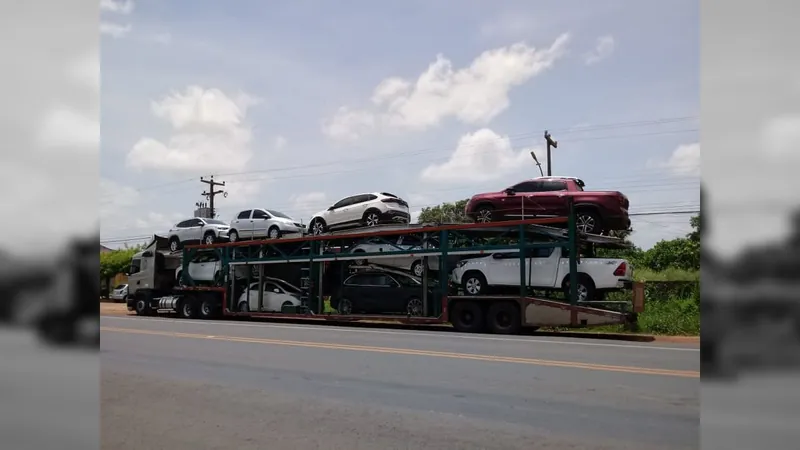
(180, 199), (625, 316)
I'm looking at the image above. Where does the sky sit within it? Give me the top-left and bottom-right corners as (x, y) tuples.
(99, 0), (701, 250)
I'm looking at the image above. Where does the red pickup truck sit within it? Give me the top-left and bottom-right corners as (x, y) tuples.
(464, 176), (630, 234)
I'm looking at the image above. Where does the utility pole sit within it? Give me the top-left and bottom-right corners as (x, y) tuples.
(200, 176), (226, 219)
(544, 130), (558, 176)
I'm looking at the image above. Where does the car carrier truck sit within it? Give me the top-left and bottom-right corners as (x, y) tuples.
(127, 200), (642, 334)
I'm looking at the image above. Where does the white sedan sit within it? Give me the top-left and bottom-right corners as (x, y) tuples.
(237, 277), (303, 313)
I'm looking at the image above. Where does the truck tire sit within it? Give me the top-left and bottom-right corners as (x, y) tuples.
(198, 296), (217, 320)
(179, 298), (197, 319)
(449, 300), (484, 333)
(134, 294), (150, 316)
(486, 302), (521, 335)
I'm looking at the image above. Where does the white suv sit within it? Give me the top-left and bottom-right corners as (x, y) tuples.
(308, 192), (410, 235)
(167, 217), (231, 252)
(450, 247), (633, 302)
(228, 208), (305, 242)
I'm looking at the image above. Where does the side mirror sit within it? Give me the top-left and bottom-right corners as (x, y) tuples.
(142, 251), (153, 257)
(273, 288), (280, 293)
(327, 206), (335, 211)
(124, 272), (130, 276)
(503, 188), (515, 195)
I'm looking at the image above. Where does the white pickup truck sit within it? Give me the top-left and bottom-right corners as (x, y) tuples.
(450, 246), (633, 302)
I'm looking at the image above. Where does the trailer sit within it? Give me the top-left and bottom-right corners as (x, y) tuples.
(127, 200), (640, 334)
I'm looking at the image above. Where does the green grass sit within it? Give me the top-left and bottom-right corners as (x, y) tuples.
(633, 267), (699, 282)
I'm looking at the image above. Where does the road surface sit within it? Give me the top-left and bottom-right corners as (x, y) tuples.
(101, 315), (699, 450)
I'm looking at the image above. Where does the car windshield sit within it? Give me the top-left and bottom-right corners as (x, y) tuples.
(114, 284), (126, 290)
(266, 210), (292, 219)
(273, 279), (302, 293)
(396, 275), (421, 286)
(204, 219), (227, 225)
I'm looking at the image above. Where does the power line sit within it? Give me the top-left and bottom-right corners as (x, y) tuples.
(99, 116), (697, 200)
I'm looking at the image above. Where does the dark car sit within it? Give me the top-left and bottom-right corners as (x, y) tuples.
(331, 271), (433, 316)
(463, 176), (630, 234)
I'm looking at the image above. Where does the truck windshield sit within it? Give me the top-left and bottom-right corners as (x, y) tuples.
(267, 210), (292, 219)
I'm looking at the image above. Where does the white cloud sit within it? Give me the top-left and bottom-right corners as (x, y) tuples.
(584, 35), (615, 66)
(323, 34), (571, 141)
(100, 21), (132, 38)
(762, 114), (800, 159)
(100, 0), (134, 14)
(420, 128), (540, 184)
(126, 85), (261, 174)
(645, 142), (700, 177)
(321, 106), (375, 142)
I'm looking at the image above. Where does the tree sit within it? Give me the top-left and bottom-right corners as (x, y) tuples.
(100, 247), (141, 296)
(418, 199), (470, 224)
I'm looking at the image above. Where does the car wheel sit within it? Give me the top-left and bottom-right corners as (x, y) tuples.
(475, 206), (493, 223)
(169, 237), (180, 252)
(229, 230), (239, 242)
(310, 219), (326, 236)
(203, 232), (216, 245)
(281, 301), (293, 312)
(406, 297), (423, 316)
(353, 250), (367, 266)
(268, 226), (281, 239)
(411, 260), (424, 278)
(576, 210), (602, 234)
(462, 271), (487, 296)
(364, 211), (380, 227)
(239, 301), (249, 313)
(563, 274), (595, 303)
(338, 298), (352, 315)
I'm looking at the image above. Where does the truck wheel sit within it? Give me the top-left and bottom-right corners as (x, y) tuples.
(134, 296), (150, 316)
(169, 237), (181, 252)
(198, 297), (217, 319)
(462, 271), (487, 296)
(486, 302), (521, 335)
(179, 298), (197, 319)
(450, 301), (484, 333)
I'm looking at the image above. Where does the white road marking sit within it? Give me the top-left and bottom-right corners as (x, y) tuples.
(101, 315), (698, 352)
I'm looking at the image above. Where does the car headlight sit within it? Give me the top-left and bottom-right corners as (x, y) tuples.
(456, 260), (467, 268)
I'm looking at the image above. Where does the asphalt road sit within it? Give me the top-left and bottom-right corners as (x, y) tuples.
(100, 316), (699, 450)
